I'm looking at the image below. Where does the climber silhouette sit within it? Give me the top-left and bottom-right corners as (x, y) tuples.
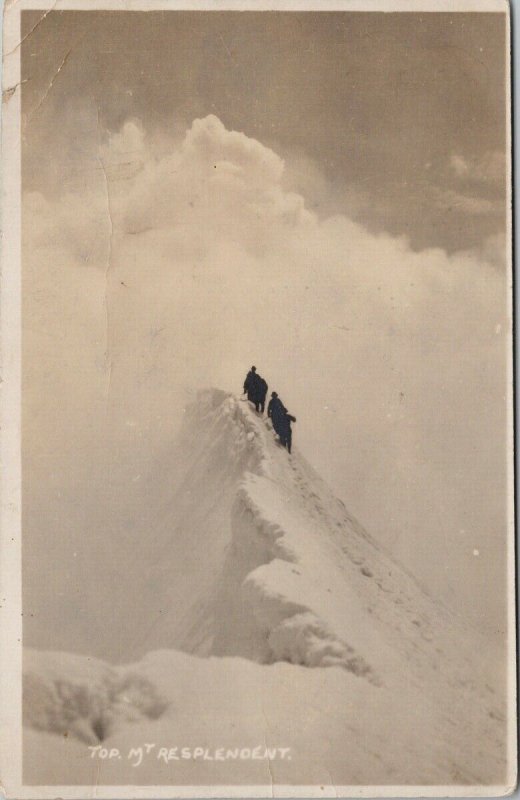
(243, 366), (268, 413)
(258, 376), (268, 413)
(267, 391), (296, 454)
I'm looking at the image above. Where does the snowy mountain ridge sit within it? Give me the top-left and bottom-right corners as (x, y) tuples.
(178, 391), (469, 687)
(22, 388), (509, 788)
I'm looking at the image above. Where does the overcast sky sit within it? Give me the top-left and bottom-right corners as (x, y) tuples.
(20, 11), (510, 657)
(22, 11), (507, 252)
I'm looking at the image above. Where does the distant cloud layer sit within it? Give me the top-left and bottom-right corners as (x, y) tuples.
(431, 187), (500, 217)
(23, 115), (509, 636)
(450, 151), (506, 185)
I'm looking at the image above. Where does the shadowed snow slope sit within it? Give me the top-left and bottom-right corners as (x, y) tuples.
(23, 390), (510, 788)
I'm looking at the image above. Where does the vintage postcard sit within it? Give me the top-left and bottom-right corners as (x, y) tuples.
(0, 0), (516, 797)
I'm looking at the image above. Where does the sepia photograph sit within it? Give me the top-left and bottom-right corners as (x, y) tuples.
(0, 0), (516, 796)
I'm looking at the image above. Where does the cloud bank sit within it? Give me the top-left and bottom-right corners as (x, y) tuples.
(23, 115), (509, 641)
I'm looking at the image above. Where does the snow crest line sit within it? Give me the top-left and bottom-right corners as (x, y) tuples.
(206, 395), (379, 682)
(227, 476), (379, 683)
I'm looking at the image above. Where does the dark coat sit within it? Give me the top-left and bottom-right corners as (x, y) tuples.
(258, 378), (268, 402)
(243, 370), (260, 401)
(267, 396), (288, 434)
(278, 412), (296, 436)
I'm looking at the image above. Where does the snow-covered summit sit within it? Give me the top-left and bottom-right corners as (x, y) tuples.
(135, 389), (490, 684)
(23, 389), (510, 788)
